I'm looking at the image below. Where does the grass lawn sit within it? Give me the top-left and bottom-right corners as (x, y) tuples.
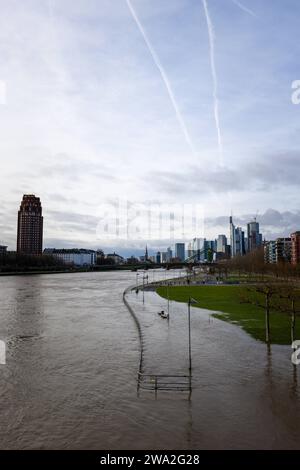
(156, 285), (300, 345)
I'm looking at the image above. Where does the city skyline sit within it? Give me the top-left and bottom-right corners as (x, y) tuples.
(0, 192), (299, 257)
(1, 0), (300, 252)
(0, 192), (269, 261)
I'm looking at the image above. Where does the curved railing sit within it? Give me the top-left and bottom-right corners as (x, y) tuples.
(123, 281), (192, 394)
(122, 285), (145, 388)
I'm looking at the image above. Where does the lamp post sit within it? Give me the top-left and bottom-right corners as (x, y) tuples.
(188, 298), (192, 373)
(142, 273), (148, 304)
(188, 297), (198, 373)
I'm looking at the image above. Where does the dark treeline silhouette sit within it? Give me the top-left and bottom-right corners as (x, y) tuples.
(219, 247), (300, 280)
(0, 252), (65, 273)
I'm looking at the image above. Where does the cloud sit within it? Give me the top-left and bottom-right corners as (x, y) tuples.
(46, 209), (98, 226)
(147, 150), (300, 196)
(147, 165), (240, 195)
(1, 0), (300, 251)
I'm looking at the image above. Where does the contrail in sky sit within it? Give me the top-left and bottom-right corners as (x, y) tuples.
(126, 0), (197, 156)
(48, 0), (54, 22)
(202, 0), (223, 166)
(231, 0), (256, 18)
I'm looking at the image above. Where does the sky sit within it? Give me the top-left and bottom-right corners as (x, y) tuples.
(1, 0), (300, 256)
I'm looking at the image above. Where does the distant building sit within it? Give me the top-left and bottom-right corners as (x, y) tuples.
(0, 245), (7, 264)
(188, 238), (205, 261)
(264, 241), (276, 264)
(17, 195), (43, 255)
(247, 220), (262, 252)
(106, 252), (124, 265)
(229, 216), (236, 257)
(126, 255), (139, 265)
(166, 247), (172, 262)
(175, 243), (185, 262)
(156, 251), (161, 264)
(217, 235), (227, 254)
(204, 240), (215, 262)
(229, 216), (247, 257)
(230, 217), (243, 256)
(291, 232), (300, 265)
(235, 227), (245, 256)
(276, 238), (291, 263)
(187, 241), (193, 259)
(194, 238), (205, 260)
(264, 238), (292, 264)
(96, 249), (105, 264)
(44, 248), (96, 266)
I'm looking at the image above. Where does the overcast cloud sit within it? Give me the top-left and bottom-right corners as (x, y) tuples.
(1, 0), (300, 253)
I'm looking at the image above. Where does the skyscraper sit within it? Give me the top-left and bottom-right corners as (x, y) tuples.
(229, 216), (236, 257)
(166, 247), (172, 262)
(217, 235), (227, 253)
(229, 217), (245, 257)
(247, 219), (262, 252)
(175, 243), (185, 262)
(235, 227), (245, 256)
(191, 238), (205, 261)
(17, 195), (43, 255)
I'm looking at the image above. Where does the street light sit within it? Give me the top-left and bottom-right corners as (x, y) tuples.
(188, 297), (198, 373)
(136, 272), (140, 290)
(142, 272), (148, 304)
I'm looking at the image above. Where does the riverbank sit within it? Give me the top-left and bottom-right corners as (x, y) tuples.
(0, 264), (181, 276)
(0, 265), (156, 276)
(157, 285), (300, 345)
(0, 269), (81, 276)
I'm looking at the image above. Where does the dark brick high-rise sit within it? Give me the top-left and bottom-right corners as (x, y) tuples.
(17, 195), (43, 255)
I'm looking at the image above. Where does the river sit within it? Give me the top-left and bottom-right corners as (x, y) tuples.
(0, 270), (299, 449)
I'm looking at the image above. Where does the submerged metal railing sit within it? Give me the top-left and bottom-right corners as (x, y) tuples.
(123, 284), (193, 395)
(123, 285), (144, 380)
(138, 373), (192, 393)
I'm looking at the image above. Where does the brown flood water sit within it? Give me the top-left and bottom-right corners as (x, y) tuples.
(0, 270), (299, 449)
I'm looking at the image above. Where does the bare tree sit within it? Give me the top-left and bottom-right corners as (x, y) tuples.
(241, 284), (278, 343)
(277, 285), (300, 343)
